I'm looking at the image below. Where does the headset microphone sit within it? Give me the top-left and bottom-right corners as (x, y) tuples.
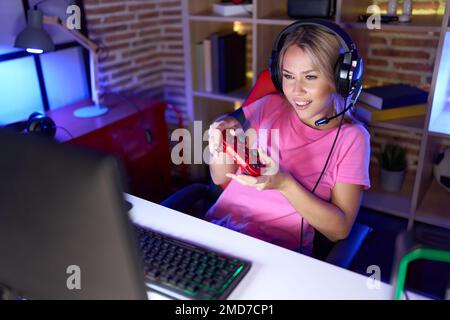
(314, 84), (362, 127)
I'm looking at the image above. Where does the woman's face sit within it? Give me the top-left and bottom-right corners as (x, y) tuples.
(281, 45), (335, 128)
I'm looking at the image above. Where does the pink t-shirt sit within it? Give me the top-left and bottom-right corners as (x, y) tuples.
(206, 93), (371, 254)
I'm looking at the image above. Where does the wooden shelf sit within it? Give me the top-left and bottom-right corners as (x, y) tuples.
(340, 15), (444, 32)
(189, 13), (253, 23)
(193, 86), (250, 103)
(256, 18), (296, 26)
(361, 166), (415, 219)
(415, 179), (450, 229)
(428, 130), (450, 139)
(362, 191), (412, 219)
(368, 116), (426, 134)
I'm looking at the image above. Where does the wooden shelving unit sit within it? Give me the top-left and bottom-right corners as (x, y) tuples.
(340, 15), (444, 32)
(189, 14), (253, 23)
(415, 179), (450, 229)
(362, 166), (415, 219)
(182, 0), (450, 230)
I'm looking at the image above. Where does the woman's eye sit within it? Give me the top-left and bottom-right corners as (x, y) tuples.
(283, 74), (294, 80)
(306, 75), (317, 80)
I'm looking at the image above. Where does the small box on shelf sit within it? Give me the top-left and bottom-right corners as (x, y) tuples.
(212, 2), (253, 17)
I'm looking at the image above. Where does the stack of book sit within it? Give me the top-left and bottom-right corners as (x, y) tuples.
(195, 31), (247, 94)
(355, 84), (429, 122)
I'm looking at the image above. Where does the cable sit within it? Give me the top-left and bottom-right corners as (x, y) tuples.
(166, 103), (189, 184)
(404, 290), (410, 300)
(56, 125), (76, 142)
(104, 91), (149, 131)
(299, 109), (346, 254)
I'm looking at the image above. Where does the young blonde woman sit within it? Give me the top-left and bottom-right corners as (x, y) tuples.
(207, 20), (370, 255)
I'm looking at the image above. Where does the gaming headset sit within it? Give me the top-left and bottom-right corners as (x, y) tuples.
(269, 19), (363, 127)
(3, 112), (56, 138)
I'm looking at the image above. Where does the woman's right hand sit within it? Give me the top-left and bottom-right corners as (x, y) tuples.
(208, 116), (242, 160)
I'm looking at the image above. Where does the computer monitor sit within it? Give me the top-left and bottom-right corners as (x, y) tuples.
(0, 130), (147, 299)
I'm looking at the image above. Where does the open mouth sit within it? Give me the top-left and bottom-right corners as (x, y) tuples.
(294, 100), (312, 110)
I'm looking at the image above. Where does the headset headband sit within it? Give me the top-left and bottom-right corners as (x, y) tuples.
(272, 19), (357, 57)
(269, 19), (363, 98)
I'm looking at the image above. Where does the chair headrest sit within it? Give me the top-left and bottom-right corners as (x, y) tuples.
(242, 70), (277, 108)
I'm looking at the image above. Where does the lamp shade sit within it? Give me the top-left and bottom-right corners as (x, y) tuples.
(15, 9), (55, 53)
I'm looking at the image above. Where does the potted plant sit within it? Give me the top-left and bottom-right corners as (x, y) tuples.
(379, 143), (407, 192)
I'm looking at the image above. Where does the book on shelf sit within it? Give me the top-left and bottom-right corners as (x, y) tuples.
(359, 84), (429, 110)
(212, 2), (253, 17)
(218, 32), (246, 93)
(202, 38), (212, 92)
(355, 102), (427, 122)
(210, 31), (232, 92)
(196, 31), (247, 94)
(195, 42), (205, 91)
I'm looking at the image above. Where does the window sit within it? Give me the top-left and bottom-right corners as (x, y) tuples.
(0, 0), (90, 124)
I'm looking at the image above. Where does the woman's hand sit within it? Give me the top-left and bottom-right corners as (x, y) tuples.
(226, 147), (293, 192)
(208, 116), (242, 160)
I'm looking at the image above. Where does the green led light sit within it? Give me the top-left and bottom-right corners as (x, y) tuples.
(219, 264), (245, 293)
(183, 289), (196, 296)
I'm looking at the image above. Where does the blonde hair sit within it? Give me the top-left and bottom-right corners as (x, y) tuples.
(278, 25), (361, 125)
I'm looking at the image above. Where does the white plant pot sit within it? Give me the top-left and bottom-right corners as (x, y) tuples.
(380, 167), (406, 192)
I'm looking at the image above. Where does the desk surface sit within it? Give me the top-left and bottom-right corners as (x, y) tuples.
(126, 194), (426, 300)
(46, 95), (164, 143)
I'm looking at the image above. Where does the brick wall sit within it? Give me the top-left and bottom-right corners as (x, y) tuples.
(369, 127), (422, 171)
(83, 0), (186, 128)
(363, 30), (440, 91)
(351, 0), (446, 173)
(360, 28), (441, 173)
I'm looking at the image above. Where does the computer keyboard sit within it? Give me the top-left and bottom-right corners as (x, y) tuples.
(134, 225), (251, 300)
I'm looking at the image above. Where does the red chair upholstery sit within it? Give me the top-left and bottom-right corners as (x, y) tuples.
(242, 70), (277, 108)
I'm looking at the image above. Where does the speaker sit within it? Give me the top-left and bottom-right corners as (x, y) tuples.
(287, 0), (336, 19)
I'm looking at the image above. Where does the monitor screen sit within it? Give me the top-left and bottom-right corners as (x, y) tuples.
(0, 130), (147, 299)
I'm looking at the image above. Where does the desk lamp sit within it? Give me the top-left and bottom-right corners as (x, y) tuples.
(15, 8), (108, 118)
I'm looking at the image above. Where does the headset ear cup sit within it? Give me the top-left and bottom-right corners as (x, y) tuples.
(28, 112), (42, 122)
(335, 54), (353, 97)
(26, 112), (43, 133)
(334, 55), (345, 96)
(269, 51), (282, 92)
(27, 113), (56, 138)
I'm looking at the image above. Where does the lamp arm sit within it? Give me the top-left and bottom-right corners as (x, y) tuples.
(43, 15), (99, 52)
(43, 15), (100, 106)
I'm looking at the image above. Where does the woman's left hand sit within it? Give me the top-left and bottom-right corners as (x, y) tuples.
(226, 147), (292, 192)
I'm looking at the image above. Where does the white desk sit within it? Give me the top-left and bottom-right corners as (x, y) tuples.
(127, 194), (425, 300)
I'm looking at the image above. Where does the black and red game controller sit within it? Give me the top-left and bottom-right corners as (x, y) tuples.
(222, 130), (265, 177)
